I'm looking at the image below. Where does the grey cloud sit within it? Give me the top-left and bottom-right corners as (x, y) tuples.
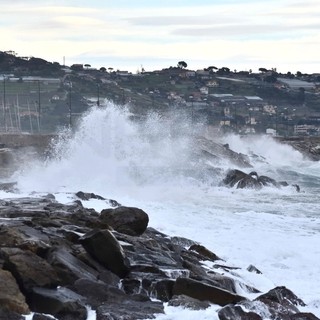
(126, 15), (243, 27)
(172, 22), (320, 38)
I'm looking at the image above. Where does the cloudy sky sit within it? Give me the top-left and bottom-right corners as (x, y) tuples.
(1, 0), (319, 73)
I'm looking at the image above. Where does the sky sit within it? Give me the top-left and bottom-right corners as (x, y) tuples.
(0, 0), (319, 74)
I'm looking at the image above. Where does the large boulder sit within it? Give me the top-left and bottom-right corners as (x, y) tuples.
(221, 169), (299, 191)
(172, 277), (246, 306)
(79, 229), (130, 278)
(218, 305), (263, 320)
(30, 287), (87, 320)
(0, 269), (29, 314)
(100, 206), (149, 236)
(0, 248), (60, 293)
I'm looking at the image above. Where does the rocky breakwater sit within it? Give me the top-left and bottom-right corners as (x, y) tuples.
(277, 136), (320, 161)
(0, 192), (318, 320)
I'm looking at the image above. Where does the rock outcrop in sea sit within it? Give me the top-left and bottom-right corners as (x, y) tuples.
(0, 192), (317, 319)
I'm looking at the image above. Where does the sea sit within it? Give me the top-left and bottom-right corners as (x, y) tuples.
(4, 102), (320, 319)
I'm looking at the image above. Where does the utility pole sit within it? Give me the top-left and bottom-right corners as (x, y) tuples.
(68, 82), (72, 127)
(37, 80), (41, 132)
(97, 84), (100, 106)
(3, 77), (7, 132)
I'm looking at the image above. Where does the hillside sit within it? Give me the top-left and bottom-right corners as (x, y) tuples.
(0, 51), (320, 136)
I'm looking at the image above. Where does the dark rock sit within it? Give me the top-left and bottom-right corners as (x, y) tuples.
(0, 182), (17, 192)
(168, 294), (211, 310)
(256, 286), (306, 308)
(0, 269), (29, 314)
(221, 169), (297, 191)
(72, 278), (127, 308)
(172, 277), (246, 306)
(46, 247), (100, 285)
(218, 305), (263, 320)
(30, 287), (87, 320)
(79, 229), (130, 278)
(247, 264), (263, 274)
(1, 248), (59, 293)
(32, 313), (56, 320)
(75, 191), (121, 207)
(75, 191), (106, 201)
(150, 279), (175, 302)
(195, 136), (252, 168)
(0, 309), (25, 320)
(290, 313), (320, 320)
(100, 206), (149, 236)
(96, 298), (164, 320)
(188, 244), (221, 261)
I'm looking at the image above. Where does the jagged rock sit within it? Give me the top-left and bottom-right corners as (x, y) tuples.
(0, 182), (17, 192)
(247, 264), (263, 274)
(79, 229), (130, 278)
(100, 206), (149, 236)
(195, 136), (252, 168)
(221, 169), (299, 191)
(150, 279), (175, 302)
(32, 313), (56, 320)
(30, 287), (87, 320)
(256, 286), (306, 308)
(0, 309), (25, 320)
(0, 269), (29, 314)
(46, 247), (100, 285)
(168, 294), (211, 310)
(290, 313), (320, 320)
(75, 191), (121, 207)
(172, 277), (246, 306)
(218, 305), (263, 320)
(0, 248), (60, 293)
(188, 244), (221, 261)
(96, 298), (164, 320)
(75, 191), (106, 201)
(0, 195), (316, 320)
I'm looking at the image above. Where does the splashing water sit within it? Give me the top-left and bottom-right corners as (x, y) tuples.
(10, 102), (320, 318)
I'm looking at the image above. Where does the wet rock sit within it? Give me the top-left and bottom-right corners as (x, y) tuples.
(172, 277), (246, 306)
(0, 269), (29, 314)
(96, 298), (164, 320)
(221, 169), (299, 191)
(79, 229), (130, 278)
(256, 286), (306, 308)
(1, 248), (60, 293)
(290, 313), (320, 320)
(0, 309), (25, 320)
(75, 191), (106, 201)
(46, 247), (100, 285)
(195, 136), (252, 168)
(247, 264), (263, 274)
(30, 287), (87, 320)
(218, 305), (263, 320)
(168, 294), (211, 310)
(188, 244), (221, 261)
(75, 191), (121, 207)
(100, 206), (149, 236)
(0, 194), (316, 320)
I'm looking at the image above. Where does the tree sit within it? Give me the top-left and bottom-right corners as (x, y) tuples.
(177, 61), (187, 69)
(84, 64), (91, 69)
(216, 67), (230, 75)
(100, 67), (106, 72)
(259, 67), (268, 73)
(108, 67), (114, 73)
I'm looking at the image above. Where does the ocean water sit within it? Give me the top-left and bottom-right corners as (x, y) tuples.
(7, 103), (320, 319)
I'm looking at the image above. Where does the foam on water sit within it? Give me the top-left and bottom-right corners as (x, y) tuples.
(10, 102), (320, 319)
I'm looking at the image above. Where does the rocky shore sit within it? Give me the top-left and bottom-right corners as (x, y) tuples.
(0, 192), (318, 320)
